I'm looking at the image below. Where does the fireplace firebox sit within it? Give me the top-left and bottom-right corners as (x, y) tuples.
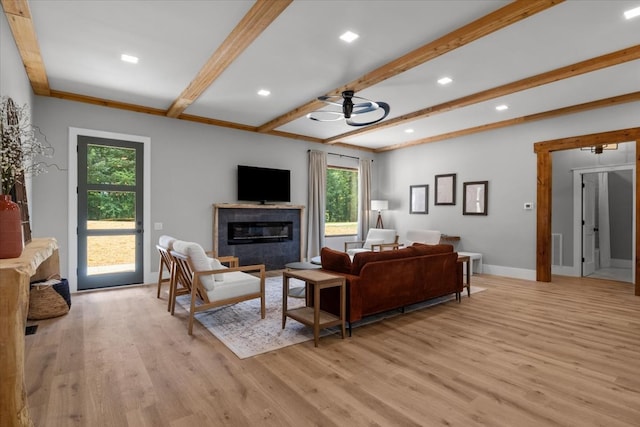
(228, 221), (293, 245)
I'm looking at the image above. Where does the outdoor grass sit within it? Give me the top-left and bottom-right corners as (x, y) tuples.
(87, 221), (358, 267)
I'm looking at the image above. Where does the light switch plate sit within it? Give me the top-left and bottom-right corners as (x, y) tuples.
(524, 202), (534, 210)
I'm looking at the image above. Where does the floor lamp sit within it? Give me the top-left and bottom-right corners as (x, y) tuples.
(371, 200), (388, 229)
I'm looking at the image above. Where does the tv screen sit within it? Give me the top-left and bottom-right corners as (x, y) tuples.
(237, 165), (291, 203)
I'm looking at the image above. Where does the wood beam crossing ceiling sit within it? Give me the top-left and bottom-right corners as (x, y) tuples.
(165, 0), (292, 118)
(1, 0), (49, 96)
(2, 0), (636, 153)
(257, 0), (564, 133)
(329, 45), (640, 146)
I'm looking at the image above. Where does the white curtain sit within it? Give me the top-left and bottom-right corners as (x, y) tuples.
(598, 172), (611, 268)
(306, 150), (326, 260)
(358, 158), (372, 240)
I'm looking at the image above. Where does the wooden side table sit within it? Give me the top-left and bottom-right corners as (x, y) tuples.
(282, 269), (346, 347)
(457, 254), (471, 301)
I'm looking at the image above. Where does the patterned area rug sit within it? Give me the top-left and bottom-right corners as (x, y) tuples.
(176, 276), (485, 359)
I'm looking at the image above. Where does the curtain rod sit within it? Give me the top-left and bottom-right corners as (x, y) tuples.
(308, 150), (372, 161)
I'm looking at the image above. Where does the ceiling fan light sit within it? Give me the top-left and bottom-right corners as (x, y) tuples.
(120, 54), (139, 64)
(340, 31), (359, 43)
(624, 6), (640, 19)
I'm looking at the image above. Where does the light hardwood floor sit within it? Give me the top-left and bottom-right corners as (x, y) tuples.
(24, 274), (640, 426)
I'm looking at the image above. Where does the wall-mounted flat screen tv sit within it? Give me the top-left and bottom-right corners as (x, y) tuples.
(237, 165), (291, 203)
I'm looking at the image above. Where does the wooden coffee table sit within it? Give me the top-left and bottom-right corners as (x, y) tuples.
(282, 269), (346, 347)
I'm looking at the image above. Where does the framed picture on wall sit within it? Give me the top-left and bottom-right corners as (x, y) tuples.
(435, 173), (456, 205)
(410, 185), (428, 214)
(463, 181), (488, 215)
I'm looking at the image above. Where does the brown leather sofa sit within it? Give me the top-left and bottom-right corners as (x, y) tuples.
(318, 243), (463, 328)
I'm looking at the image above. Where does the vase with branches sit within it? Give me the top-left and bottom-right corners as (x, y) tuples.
(0, 96), (53, 258)
(1, 96), (53, 195)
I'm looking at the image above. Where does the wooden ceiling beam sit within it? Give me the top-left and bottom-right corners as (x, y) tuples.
(1, 0), (50, 96)
(329, 44), (640, 145)
(257, 0), (564, 133)
(165, 0), (292, 118)
(376, 92), (640, 152)
(534, 126), (640, 153)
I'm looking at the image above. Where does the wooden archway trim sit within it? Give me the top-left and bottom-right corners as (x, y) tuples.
(534, 127), (640, 295)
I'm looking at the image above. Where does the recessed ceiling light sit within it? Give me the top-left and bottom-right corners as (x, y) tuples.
(257, 89), (271, 97)
(624, 6), (640, 19)
(405, 128), (414, 134)
(437, 77), (453, 85)
(120, 54), (138, 64)
(340, 31), (359, 43)
(495, 104), (509, 111)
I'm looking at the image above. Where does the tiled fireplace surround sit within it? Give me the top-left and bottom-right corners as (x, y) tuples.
(213, 204), (305, 270)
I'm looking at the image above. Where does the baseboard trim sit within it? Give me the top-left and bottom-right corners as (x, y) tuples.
(482, 265), (536, 281)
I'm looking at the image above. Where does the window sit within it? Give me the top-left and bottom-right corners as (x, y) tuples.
(325, 166), (358, 236)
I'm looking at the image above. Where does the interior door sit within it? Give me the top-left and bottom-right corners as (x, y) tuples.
(582, 173), (597, 277)
(77, 136), (143, 290)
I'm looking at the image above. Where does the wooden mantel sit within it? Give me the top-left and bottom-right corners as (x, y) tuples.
(534, 127), (640, 295)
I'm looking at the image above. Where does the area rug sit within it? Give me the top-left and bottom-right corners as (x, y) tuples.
(175, 277), (485, 359)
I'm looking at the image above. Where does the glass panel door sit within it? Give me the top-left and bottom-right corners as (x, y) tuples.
(77, 136), (143, 290)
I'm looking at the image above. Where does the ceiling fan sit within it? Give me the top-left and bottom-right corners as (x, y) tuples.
(306, 90), (390, 127)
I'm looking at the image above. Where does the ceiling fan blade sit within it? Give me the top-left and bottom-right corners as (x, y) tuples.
(306, 110), (345, 122)
(351, 101), (379, 115)
(346, 102), (390, 127)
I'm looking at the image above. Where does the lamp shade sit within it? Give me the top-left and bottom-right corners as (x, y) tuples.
(371, 200), (388, 211)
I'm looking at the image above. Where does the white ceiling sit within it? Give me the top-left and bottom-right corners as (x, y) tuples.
(15, 0), (640, 151)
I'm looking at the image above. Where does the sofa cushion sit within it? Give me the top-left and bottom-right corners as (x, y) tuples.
(351, 246), (418, 275)
(321, 247), (352, 274)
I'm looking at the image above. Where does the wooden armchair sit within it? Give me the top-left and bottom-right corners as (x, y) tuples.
(344, 228), (400, 256)
(156, 235), (179, 312)
(170, 240), (265, 335)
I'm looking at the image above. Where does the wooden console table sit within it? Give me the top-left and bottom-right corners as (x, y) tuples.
(0, 238), (60, 427)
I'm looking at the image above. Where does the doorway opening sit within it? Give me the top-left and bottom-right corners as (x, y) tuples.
(575, 167), (634, 284)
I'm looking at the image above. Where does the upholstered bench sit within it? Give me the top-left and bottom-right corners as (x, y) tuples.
(457, 252), (482, 274)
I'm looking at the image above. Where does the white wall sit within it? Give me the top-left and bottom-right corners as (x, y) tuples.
(0, 12), (32, 108)
(27, 97), (640, 282)
(30, 96), (371, 280)
(376, 102), (640, 279)
(1, 11), (35, 211)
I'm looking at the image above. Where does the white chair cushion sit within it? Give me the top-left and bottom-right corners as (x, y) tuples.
(346, 247), (370, 256)
(209, 258), (227, 282)
(172, 240), (217, 291)
(365, 229), (396, 245)
(362, 238), (385, 249)
(206, 271), (260, 302)
(406, 229), (441, 245)
(158, 235), (176, 250)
